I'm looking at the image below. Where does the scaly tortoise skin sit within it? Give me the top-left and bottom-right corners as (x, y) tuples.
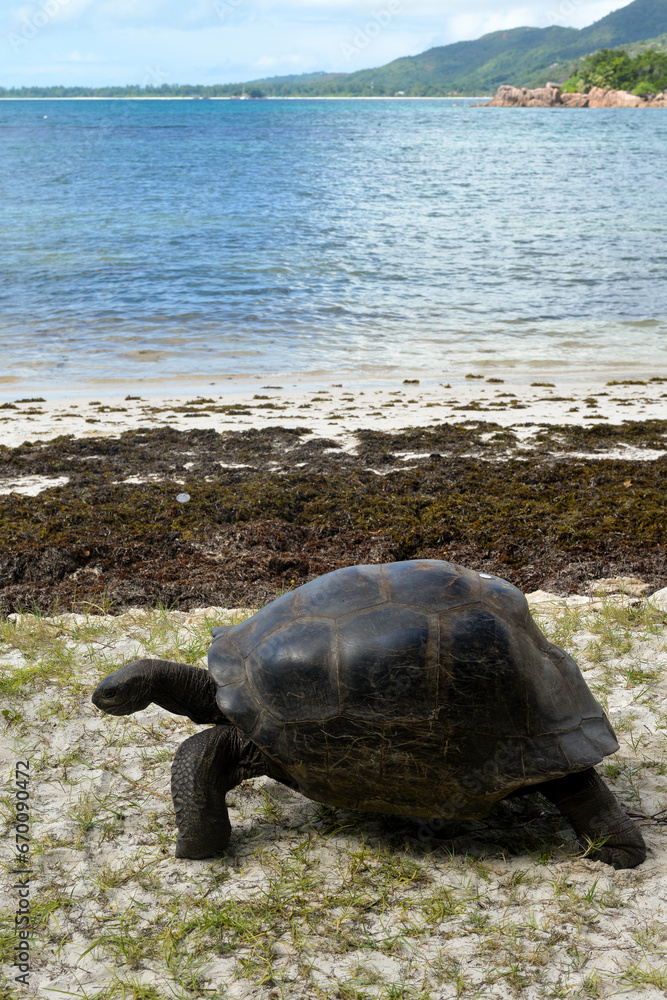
(92, 560), (646, 868)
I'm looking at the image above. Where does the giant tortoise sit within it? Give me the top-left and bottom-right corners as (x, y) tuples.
(92, 560), (646, 868)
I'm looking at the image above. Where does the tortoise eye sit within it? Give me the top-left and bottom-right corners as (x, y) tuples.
(104, 685), (117, 699)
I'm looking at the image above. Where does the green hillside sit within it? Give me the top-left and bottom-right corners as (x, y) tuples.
(265, 0), (667, 96)
(581, 0), (667, 46)
(522, 31), (667, 88)
(1, 0), (666, 98)
(221, 0), (667, 96)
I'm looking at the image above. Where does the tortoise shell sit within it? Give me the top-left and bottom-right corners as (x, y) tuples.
(208, 560), (617, 819)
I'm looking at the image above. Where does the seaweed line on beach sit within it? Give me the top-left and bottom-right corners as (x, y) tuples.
(0, 421), (665, 616)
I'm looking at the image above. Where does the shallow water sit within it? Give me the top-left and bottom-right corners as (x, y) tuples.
(1, 98), (666, 393)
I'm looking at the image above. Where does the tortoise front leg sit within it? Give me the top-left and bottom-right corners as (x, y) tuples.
(171, 725), (267, 859)
(537, 767), (646, 870)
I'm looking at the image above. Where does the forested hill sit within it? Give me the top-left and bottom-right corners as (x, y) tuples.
(255, 0), (667, 96)
(2, 0), (667, 98)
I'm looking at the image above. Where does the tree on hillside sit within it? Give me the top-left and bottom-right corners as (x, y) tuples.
(564, 46), (667, 93)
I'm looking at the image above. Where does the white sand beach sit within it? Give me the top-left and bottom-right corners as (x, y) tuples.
(1, 371), (666, 469)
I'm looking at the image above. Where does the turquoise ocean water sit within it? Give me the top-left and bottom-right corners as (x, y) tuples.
(1, 98), (666, 394)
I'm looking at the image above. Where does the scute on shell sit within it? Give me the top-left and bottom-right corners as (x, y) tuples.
(208, 560), (618, 818)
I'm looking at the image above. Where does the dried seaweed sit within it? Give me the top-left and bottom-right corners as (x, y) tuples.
(0, 423), (665, 614)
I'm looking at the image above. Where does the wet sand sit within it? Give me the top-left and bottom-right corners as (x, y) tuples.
(1, 373), (666, 456)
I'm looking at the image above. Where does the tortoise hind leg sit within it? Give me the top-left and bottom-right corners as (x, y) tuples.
(537, 767), (646, 870)
(171, 725), (266, 859)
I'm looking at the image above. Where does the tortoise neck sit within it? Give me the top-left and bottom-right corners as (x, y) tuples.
(143, 659), (226, 725)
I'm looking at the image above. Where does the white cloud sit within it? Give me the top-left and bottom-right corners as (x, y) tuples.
(444, 9), (544, 40)
(2, 0), (623, 32)
(64, 47), (101, 60)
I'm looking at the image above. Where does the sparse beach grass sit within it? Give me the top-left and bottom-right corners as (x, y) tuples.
(1, 596), (666, 999)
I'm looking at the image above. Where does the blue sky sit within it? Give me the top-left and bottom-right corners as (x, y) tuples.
(2, 0), (626, 87)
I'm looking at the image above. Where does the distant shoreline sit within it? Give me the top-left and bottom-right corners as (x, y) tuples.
(0, 95), (491, 101)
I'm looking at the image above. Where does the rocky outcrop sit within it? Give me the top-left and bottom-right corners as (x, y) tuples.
(486, 85), (562, 107)
(560, 92), (589, 107)
(485, 84), (667, 108)
(586, 87), (643, 107)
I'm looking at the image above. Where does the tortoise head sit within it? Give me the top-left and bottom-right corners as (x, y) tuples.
(92, 662), (151, 716)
